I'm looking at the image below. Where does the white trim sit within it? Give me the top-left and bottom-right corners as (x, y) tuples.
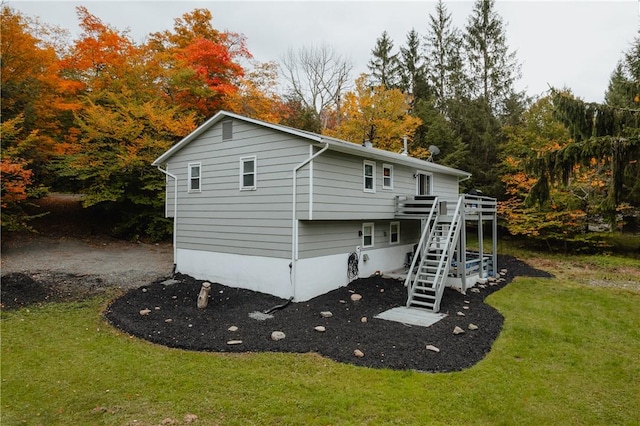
(390, 221), (400, 245)
(362, 222), (374, 248)
(382, 163), (394, 189)
(308, 145), (314, 220)
(363, 160), (376, 193)
(239, 156), (257, 190)
(187, 162), (201, 193)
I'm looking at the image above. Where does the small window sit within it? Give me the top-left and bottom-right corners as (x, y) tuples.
(222, 121), (233, 140)
(382, 164), (393, 189)
(188, 162), (201, 192)
(390, 222), (400, 244)
(240, 156), (257, 190)
(362, 223), (374, 248)
(363, 160), (376, 193)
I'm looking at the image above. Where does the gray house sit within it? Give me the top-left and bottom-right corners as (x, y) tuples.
(153, 111), (497, 312)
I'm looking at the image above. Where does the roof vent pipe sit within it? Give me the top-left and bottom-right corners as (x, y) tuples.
(362, 140), (373, 148)
(401, 135), (408, 156)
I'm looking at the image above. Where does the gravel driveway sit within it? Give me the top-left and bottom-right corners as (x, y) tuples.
(1, 234), (174, 290)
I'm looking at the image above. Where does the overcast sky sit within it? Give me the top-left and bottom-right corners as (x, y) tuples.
(8, 0), (639, 103)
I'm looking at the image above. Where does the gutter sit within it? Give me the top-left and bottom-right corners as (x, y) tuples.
(291, 141), (330, 300)
(156, 166), (178, 266)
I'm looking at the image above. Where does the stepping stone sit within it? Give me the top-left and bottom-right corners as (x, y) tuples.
(453, 326), (465, 335)
(468, 323), (479, 330)
(320, 311), (333, 318)
(226, 340), (242, 345)
(271, 331), (286, 341)
(314, 326), (326, 332)
(426, 344), (440, 353)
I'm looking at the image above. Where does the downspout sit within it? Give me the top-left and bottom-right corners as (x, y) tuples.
(291, 141), (330, 300)
(157, 166), (178, 267)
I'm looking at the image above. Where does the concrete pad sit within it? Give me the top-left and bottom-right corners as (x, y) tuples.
(374, 307), (446, 327)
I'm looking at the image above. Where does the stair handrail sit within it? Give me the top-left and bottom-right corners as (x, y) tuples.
(432, 196), (464, 311)
(404, 196), (439, 290)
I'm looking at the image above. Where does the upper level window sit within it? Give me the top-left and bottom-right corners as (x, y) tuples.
(382, 164), (393, 189)
(188, 162), (201, 192)
(416, 172), (432, 196)
(390, 222), (400, 244)
(240, 156), (257, 190)
(363, 160), (376, 193)
(222, 121), (233, 140)
(362, 223), (374, 248)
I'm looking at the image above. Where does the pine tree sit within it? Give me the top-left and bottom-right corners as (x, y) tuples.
(425, 0), (466, 113)
(367, 31), (401, 88)
(463, 0), (521, 114)
(398, 29), (428, 102)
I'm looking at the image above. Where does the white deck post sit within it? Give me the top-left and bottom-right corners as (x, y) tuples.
(478, 205), (484, 279)
(460, 196), (467, 291)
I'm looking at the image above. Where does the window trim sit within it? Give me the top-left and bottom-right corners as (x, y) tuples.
(239, 156), (257, 191)
(416, 171), (433, 196)
(363, 160), (376, 193)
(390, 221), (400, 245)
(382, 163), (393, 190)
(362, 222), (374, 248)
(187, 162), (201, 193)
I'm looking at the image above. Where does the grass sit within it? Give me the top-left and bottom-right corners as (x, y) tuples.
(2, 250), (640, 425)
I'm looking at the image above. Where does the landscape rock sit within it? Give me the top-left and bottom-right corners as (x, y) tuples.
(320, 311), (333, 318)
(314, 326), (326, 332)
(456, 311), (465, 316)
(360, 316), (367, 323)
(453, 326), (465, 335)
(426, 344), (440, 353)
(271, 331), (286, 341)
(227, 340), (243, 345)
(350, 293), (362, 301)
(164, 318), (172, 323)
(161, 279), (180, 286)
(470, 288), (481, 293)
(468, 323), (479, 330)
(139, 308), (151, 316)
(463, 306), (470, 310)
(228, 326), (238, 332)
(184, 414), (199, 423)
(354, 349), (365, 358)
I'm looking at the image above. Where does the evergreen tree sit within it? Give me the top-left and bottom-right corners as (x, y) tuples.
(425, 0), (466, 113)
(605, 34), (640, 108)
(367, 31), (401, 88)
(463, 0), (522, 114)
(398, 29), (428, 102)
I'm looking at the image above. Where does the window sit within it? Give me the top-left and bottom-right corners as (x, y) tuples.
(240, 156), (257, 190)
(362, 223), (374, 248)
(363, 160), (376, 192)
(382, 164), (393, 189)
(390, 222), (400, 244)
(222, 121), (233, 140)
(416, 172), (432, 196)
(188, 162), (201, 192)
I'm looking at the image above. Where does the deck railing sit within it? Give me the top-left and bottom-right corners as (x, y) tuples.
(395, 194), (497, 217)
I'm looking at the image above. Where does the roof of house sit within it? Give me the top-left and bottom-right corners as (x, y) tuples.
(152, 110), (472, 179)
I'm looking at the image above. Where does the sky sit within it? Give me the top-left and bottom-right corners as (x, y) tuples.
(8, 0), (640, 103)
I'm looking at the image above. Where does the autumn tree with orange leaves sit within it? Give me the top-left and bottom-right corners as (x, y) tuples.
(500, 95), (612, 250)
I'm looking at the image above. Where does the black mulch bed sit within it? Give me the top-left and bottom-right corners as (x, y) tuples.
(104, 255), (552, 372)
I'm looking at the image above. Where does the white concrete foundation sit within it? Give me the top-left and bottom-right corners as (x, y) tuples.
(176, 244), (414, 302)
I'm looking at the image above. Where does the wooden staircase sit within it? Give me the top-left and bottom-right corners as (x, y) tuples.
(405, 196), (464, 312)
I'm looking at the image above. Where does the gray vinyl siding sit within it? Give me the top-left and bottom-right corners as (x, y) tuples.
(297, 219), (421, 259)
(163, 119), (310, 259)
(310, 150), (459, 220)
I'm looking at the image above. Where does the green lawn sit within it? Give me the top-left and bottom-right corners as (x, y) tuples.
(2, 252), (639, 425)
